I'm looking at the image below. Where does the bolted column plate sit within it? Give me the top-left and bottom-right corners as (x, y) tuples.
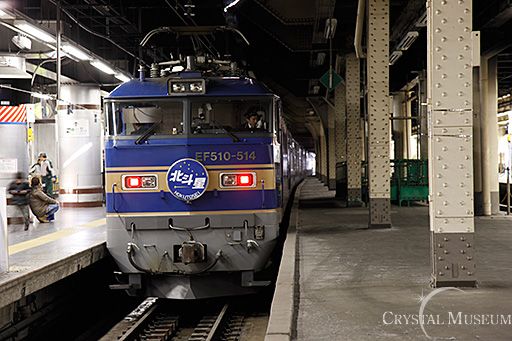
(428, 0), (476, 287)
(367, 0), (391, 227)
(346, 53), (362, 206)
(431, 232), (476, 287)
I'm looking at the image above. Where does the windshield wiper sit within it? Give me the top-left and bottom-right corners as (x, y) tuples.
(134, 120), (162, 145)
(212, 119), (240, 143)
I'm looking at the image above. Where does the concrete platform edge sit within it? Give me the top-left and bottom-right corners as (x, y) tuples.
(0, 242), (108, 308)
(265, 181), (304, 341)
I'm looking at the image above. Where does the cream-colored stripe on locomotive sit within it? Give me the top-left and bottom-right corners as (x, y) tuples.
(105, 164), (275, 172)
(105, 164), (276, 193)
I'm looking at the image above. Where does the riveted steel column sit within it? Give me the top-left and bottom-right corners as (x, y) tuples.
(335, 84), (347, 166)
(419, 71), (429, 159)
(346, 53), (362, 206)
(367, 0), (391, 228)
(334, 83), (347, 194)
(320, 120), (328, 184)
(392, 91), (407, 158)
(328, 104), (337, 190)
(488, 56), (499, 214)
(480, 56), (499, 215)
(427, 0), (476, 287)
(472, 68), (483, 215)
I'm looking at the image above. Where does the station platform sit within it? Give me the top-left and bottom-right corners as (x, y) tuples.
(267, 177), (512, 340)
(0, 206), (107, 309)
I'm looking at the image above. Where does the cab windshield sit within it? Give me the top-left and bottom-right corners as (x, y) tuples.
(106, 101), (183, 136)
(105, 98), (272, 137)
(190, 99), (272, 134)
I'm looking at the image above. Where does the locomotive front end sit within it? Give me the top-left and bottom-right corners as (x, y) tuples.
(105, 74), (283, 299)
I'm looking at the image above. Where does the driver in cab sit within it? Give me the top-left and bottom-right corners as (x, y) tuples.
(242, 107), (264, 130)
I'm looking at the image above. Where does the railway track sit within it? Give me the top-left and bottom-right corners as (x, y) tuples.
(99, 298), (245, 341)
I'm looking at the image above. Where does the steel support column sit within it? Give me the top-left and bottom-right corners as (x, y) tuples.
(346, 53), (362, 206)
(334, 83), (347, 193)
(472, 68), (483, 215)
(327, 104), (337, 190)
(418, 71), (429, 159)
(427, 0), (476, 287)
(320, 120), (328, 184)
(405, 94), (413, 158)
(488, 57), (499, 214)
(367, 0), (391, 228)
(480, 56), (499, 215)
(392, 91), (407, 159)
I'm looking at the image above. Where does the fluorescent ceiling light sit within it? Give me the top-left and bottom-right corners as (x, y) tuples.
(416, 11), (427, 27)
(115, 73), (131, 82)
(62, 44), (92, 61)
(389, 51), (403, 65)
(0, 8), (14, 19)
(14, 21), (56, 43)
(324, 18), (337, 39)
(397, 31), (419, 51)
(90, 60), (116, 75)
(316, 52), (325, 66)
(224, 0), (241, 12)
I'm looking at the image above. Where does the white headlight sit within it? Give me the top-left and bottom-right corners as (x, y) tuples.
(190, 82), (203, 92)
(172, 83), (186, 92)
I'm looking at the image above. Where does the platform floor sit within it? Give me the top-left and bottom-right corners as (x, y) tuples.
(268, 177), (512, 341)
(0, 206), (107, 308)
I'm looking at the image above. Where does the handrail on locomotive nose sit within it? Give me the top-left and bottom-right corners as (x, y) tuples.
(169, 217), (210, 231)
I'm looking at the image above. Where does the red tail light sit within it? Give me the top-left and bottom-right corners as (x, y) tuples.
(220, 172), (256, 188)
(239, 174), (251, 185)
(122, 174), (158, 190)
(125, 176), (142, 188)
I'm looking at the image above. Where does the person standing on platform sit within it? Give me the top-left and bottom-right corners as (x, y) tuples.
(28, 177), (59, 223)
(29, 152), (56, 198)
(8, 172), (32, 230)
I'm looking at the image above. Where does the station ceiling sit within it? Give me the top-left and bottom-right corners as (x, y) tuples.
(1, 0), (512, 151)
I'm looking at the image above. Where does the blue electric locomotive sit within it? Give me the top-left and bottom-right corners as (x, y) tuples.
(105, 58), (309, 299)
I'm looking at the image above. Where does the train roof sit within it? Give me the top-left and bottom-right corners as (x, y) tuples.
(105, 75), (273, 99)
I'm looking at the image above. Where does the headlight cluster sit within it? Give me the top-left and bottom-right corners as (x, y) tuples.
(168, 79), (205, 95)
(122, 174), (158, 190)
(219, 172), (256, 188)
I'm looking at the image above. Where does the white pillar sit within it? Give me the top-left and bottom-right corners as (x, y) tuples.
(392, 91), (407, 159)
(0, 187), (8, 272)
(367, 0), (391, 228)
(57, 85), (103, 207)
(427, 0), (476, 287)
(334, 82), (347, 194)
(346, 53), (362, 206)
(480, 56), (499, 215)
(328, 104), (337, 190)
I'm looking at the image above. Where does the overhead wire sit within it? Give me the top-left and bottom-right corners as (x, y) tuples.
(50, 0), (144, 65)
(163, 0), (219, 57)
